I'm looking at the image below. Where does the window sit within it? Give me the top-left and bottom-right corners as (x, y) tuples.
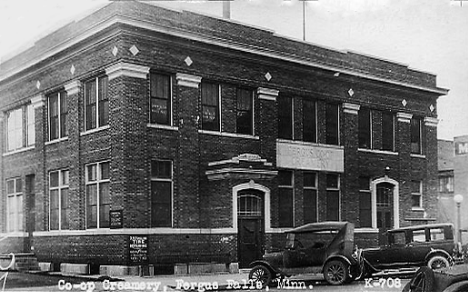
(303, 172), (317, 223)
(411, 180), (422, 209)
(6, 178), (23, 232)
(6, 104), (35, 151)
(201, 82), (220, 131)
(326, 174), (340, 221)
(390, 231), (406, 245)
(439, 176), (454, 193)
(150, 73), (171, 125)
(430, 228), (445, 241)
(238, 193), (262, 217)
(48, 91), (68, 140)
(278, 170), (294, 227)
(151, 160), (173, 227)
(86, 161), (110, 228)
(49, 170), (69, 230)
(358, 107), (371, 149)
(412, 229), (427, 243)
(382, 111), (395, 151)
(303, 99), (316, 143)
(326, 103), (339, 145)
(236, 88), (254, 135)
(278, 96), (293, 139)
(84, 76), (109, 131)
(411, 117), (422, 154)
(359, 177), (372, 228)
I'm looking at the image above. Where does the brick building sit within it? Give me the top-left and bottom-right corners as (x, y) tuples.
(0, 2), (447, 273)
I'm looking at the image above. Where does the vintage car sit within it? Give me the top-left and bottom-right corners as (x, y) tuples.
(248, 222), (362, 286)
(362, 223), (463, 275)
(402, 264), (468, 292)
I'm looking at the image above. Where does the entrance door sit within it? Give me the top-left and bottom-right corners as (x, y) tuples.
(237, 190), (264, 268)
(376, 182), (394, 245)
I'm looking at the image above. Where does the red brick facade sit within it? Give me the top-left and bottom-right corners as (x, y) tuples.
(0, 2), (447, 271)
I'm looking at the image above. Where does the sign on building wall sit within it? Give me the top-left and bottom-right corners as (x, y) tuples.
(110, 210), (123, 229)
(129, 236), (148, 263)
(276, 141), (344, 172)
(455, 141), (468, 155)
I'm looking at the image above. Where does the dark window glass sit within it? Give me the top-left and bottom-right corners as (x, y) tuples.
(201, 82), (220, 131)
(98, 76), (109, 127)
(60, 91), (68, 137)
(382, 111), (394, 151)
(303, 172), (317, 223)
(358, 107), (371, 149)
(359, 176), (371, 227)
(236, 88), (253, 135)
(85, 79), (97, 131)
(411, 117), (422, 154)
(278, 96), (293, 139)
(326, 174), (339, 221)
(303, 172), (316, 188)
(359, 176), (370, 191)
(303, 99), (316, 143)
(49, 93), (59, 140)
(85, 76), (108, 131)
(150, 73), (171, 125)
(151, 160), (173, 227)
(278, 170), (292, 186)
(278, 170), (293, 227)
(326, 174), (339, 189)
(326, 103), (339, 145)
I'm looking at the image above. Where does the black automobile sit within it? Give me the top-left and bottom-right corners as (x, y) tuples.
(403, 264), (468, 292)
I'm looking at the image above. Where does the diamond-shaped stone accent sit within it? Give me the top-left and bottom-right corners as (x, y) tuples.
(402, 99), (407, 107)
(265, 72), (272, 81)
(70, 65), (76, 75)
(129, 45), (139, 56)
(36, 81), (41, 89)
(429, 104), (435, 112)
(184, 56), (193, 66)
(112, 46), (118, 56)
(348, 88), (354, 97)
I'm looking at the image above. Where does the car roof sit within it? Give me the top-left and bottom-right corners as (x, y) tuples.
(285, 221), (349, 233)
(388, 223), (454, 233)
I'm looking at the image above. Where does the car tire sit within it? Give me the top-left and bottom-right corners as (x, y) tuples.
(249, 265), (272, 288)
(427, 255), (450, 270)
(323, 260), (350, 285)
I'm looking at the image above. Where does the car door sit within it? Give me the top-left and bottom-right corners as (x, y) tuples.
(404, 228), (431, 266)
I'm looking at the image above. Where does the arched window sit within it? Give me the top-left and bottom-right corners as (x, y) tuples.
(238, 193), (262, 217)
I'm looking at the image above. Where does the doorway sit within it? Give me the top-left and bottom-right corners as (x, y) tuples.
(237, 189), (264, 268)
(376, 182), (394, 244)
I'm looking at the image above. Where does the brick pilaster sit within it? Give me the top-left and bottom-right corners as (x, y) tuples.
(396, 112), (413, 224)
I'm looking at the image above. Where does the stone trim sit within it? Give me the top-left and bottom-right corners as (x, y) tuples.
(342, 103), (360, 115)
(105, 62), (150, 80)
(257, 87), (279, 101)
(397, 112), (413, 123)
(424, 117), (438, 127)
(176, 73), (202, 88)
(64, 80), (81, 95)
(30, 95), (44, 109)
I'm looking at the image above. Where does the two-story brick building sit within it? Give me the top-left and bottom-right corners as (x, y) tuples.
(0, 2), (447, 274)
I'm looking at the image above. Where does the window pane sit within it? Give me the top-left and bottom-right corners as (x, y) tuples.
(152, 160), (171, 178)
(382, 111), (394, 151)
(7, 180), (15, 194)
(326, 174), (339, 189)
(303, 172), (316, 187)
(303, 99), (316, 143)
(86, 185), (97, 228)
(87, 165), (97, 182)
(50, 172), (59, 188)
(303, 189), (317, 223)
(326, 103), (339, 145)
(16, 179), (22, 193)
(27, 104), (35, 146)
(151, 98), (169, 125)
(98, 77), (109, 127)
(49, 94), (59, 140)
(411, 181), (421, 193)
(236, 89), (253, 135)
(50, 190), (59, 230)
(7, 108), (23, 151)
(359, 177), (370, 190)
(358, 108), (371, 148)
(327, 190), (339, 221)
(411, 118), (421, 154)
(101, 162), (110, 180)
(85, 80), (96, 130)
(278, 96), (293, 139)
(412, 195), (421, 208)
(278, 170), (292, 186)
(278, 188), (293, 227)
(151, 181), (172, 227)
(359, 192), (372, 227)
(150, 74), (170, 99)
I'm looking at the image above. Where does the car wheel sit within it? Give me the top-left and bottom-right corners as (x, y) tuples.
(427, 255), (450, 270)
(323, 260), (350, 285)
(249, 265), (272, 288)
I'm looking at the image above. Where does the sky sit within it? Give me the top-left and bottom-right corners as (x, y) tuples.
(0, 0), (467, 140)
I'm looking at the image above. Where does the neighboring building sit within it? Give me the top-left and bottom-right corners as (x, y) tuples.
(438, 136), (468, 244)
(0, 2), (447, 273)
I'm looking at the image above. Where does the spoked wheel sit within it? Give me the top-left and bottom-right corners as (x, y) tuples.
(427, 255), (450, 270)
(323, 260), (350, 285)
(249, 265), (272, 288)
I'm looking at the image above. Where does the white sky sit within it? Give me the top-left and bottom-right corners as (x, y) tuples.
(1, 0), (467, 140)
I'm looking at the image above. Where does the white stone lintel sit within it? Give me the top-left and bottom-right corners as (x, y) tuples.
(424, 117), (438, 127)
(257, 87), (279, 101)
(343, 103), (360, 115)
(176, 73), (202, 88)
(64, 80), (81, 95)
(105, 62), (150, 81)
(397, 112), (413, 123)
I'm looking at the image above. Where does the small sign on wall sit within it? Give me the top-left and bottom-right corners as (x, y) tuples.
(110, 210), (123, 229)
(129, 236), (148, 264)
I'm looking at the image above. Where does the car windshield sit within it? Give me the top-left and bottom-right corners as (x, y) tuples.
(285, 231), (337, 249)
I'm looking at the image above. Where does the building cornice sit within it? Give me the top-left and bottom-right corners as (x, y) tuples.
(105, 62), (150, 80)
(176, 73), (202, 88)
(64, 80), (81, 95)
(257, 87), (279, 101)
(397, 112), (413, 123)
(0, 14), (448, 96)
(343, 103), (360, 115)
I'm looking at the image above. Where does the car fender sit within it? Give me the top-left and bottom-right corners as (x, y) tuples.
(249, 260), (282, 275)
(425, 249), (453, 264)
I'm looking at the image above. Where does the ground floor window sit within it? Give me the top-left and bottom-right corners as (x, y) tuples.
(303, 172), (317, 223)
(278, 170), (294, 227)
(49, 169), (69, 230)
(6, 178), (23, 232)
(359, 177), (372, 228)
(151, 160), (173, 227)
(326, 174), (340, 221)
(86, 161), (110, 229)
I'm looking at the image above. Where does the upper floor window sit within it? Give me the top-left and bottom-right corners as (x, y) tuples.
(6, 104), (35, 151)
(326, 103), (339, 145)
(151, 160), (173, 227)
(48, 91), (68, 140)
(359, 109), (394, 151)
(6, 178), (23, 232)
(84, 76), (108, 131)
(303, 172), (317, 223)
(411, 180), (423, 209)
(303, 99), (317, 143)
(278, 96), (293, 140)
(49, 169), (69, 230)
(278, 170), (294, 227)
(358, 107), (371, 149)
(382, 111), (395, 151)
(201, 82), (220, 131)
(236, 88), (254, 135)
(439, 176), (454, 193)
(411, 117), (422, 154)
(86, 161), (110, 228)
(150, 73), (171, 125)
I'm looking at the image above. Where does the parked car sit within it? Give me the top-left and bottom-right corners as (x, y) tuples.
(361, 223), (463, 276)
(402, 264), (468, 292)
(248, 221), (362, 286)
